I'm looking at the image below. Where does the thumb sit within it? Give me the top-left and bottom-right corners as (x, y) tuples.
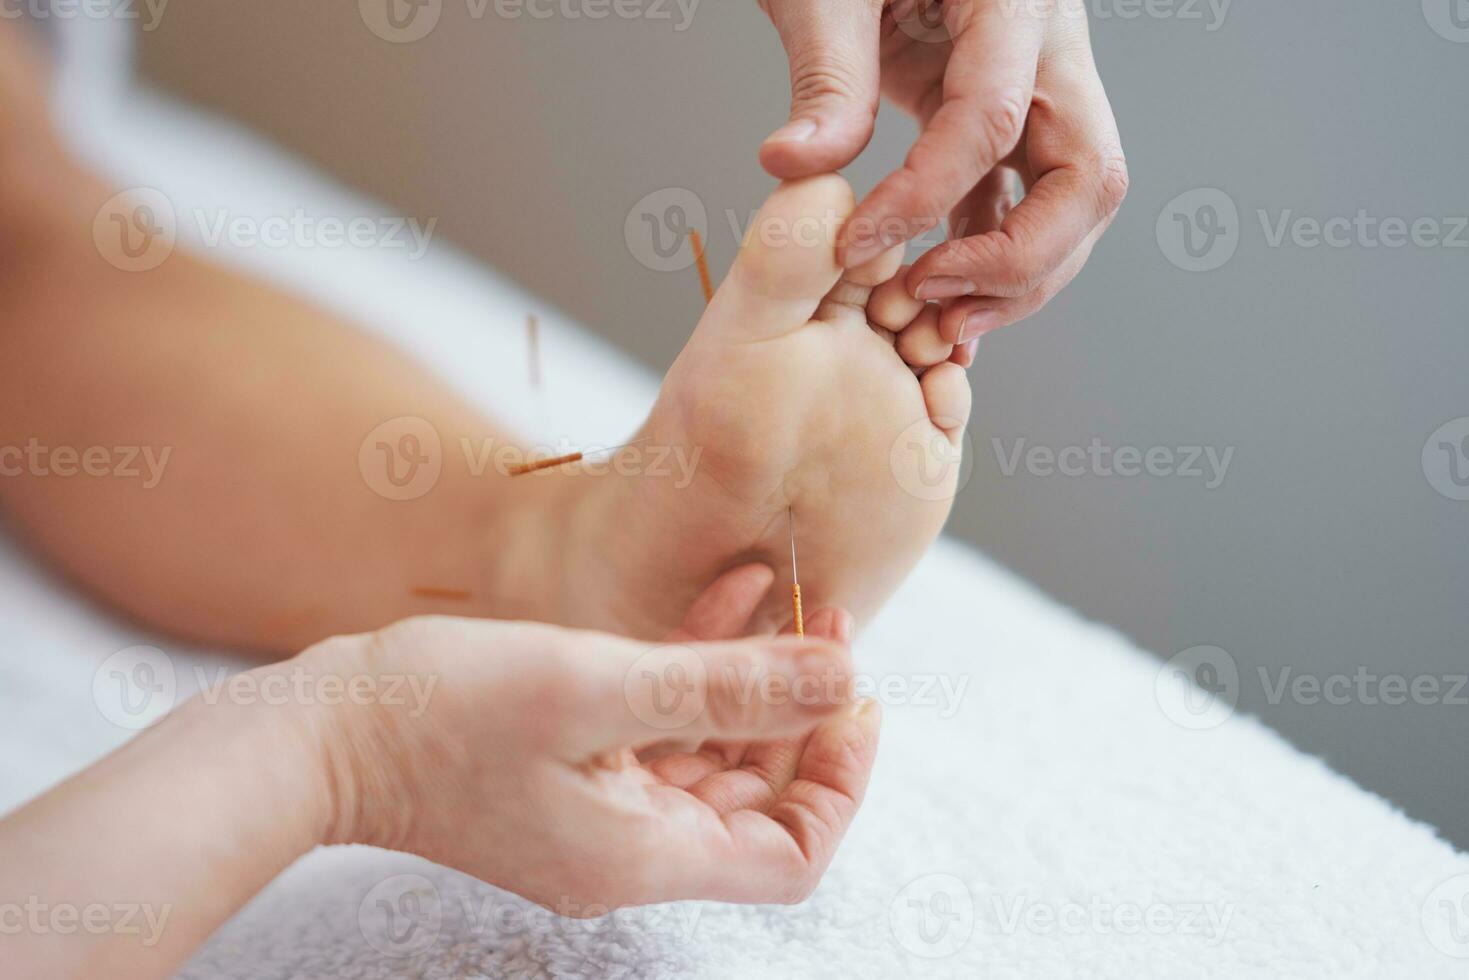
(759, 0), (882, 179)
(589, 635), (855, 751)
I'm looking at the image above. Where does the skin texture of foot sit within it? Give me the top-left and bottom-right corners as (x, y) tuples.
(565, 175), (973, 639)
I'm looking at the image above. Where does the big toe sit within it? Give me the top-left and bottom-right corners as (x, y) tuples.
(704, 175), (855, 341)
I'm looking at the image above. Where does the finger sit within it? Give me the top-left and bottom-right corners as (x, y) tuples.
(657, 606), (851, 809)
(667, 563), (776, 643)
(908, 167), (1021, 303)
(913, 78), (1128, 334)
(840, 2), (1045, 268)
(950, 338), (980, 368)
(586, 634), (855, 752)
(684, 603), (850, 814)
(701, 700), (883, 904)
(779, 606), (852, 645)
(937, 222), (1104, 342)
(759, 0), (884, 179)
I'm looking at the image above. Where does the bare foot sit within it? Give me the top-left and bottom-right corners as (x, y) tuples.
(565, 175), (972, 638)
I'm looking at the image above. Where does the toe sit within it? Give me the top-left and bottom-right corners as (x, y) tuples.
(920, 363), (972, 438)
(895, 305), (953, 368)
(709, 175), (855, 341)
(815, 243), (906, 326)
(868, 268), (926, 332)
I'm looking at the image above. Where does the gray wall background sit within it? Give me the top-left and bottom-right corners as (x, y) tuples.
(138, 1), (1468, 845)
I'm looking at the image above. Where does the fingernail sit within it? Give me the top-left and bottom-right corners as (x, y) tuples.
(834, 610), (855, 645)
(842, 239), (888, 270)
(956, 339), (979, 367)
(959, 311), (1001, 342)
(915, 276), (976, 301)
(765, 118), (818, 145)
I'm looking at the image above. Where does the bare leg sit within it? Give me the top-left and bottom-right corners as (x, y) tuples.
(0, 27), (576, 655)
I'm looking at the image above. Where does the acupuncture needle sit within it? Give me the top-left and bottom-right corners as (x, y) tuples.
(689, 229), (714, 305)
(789, 506), (804, 637)
(506, 437), (650, 477)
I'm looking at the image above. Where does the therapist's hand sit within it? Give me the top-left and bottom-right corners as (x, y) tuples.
(758, 0), (1128, 342)
(311, 563), (880, 911)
